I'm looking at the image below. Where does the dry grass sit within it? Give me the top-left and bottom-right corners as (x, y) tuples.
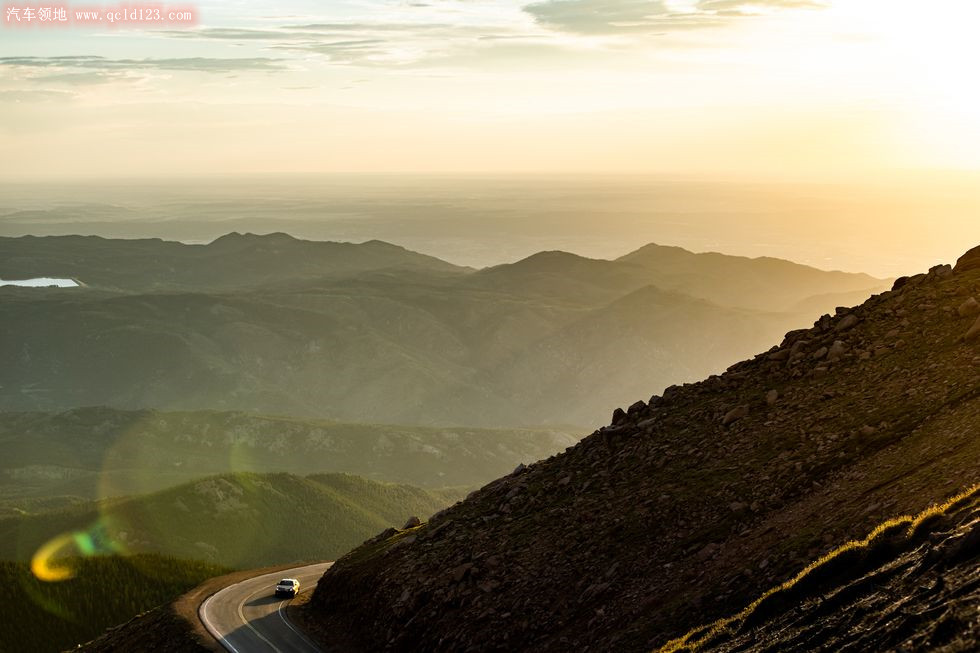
(655, 484), (980, 653)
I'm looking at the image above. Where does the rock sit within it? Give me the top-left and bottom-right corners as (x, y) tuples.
(375, 527), (398, 542)
(892, 276), (910, 291)
(765, 389), (779, 405)
(954, 245), (980, 273)
(512, 463), (527, 476)
(452, 563), (473, 583)
(860, 425), (877, 436)
(929, 263), (953, 278)
(811, 346), (829, 360)
(827, 340), (848, 363)
(722, 405), (749, 426)
(729, 502), (748, 513)
(611, 407), (627, 425)
(768, 349), (789, 361)
(627, 400), (646, 416)
(835, 314), (860, 331)
(964, 315), (980, 342)
(958, 297), (980, 317)
(697, 543), (719, 561)
(403, 516), (422, 529)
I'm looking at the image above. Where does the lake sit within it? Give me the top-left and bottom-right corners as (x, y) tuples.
(0, 278), (79, 288)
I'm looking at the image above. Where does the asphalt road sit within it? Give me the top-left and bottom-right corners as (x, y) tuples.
(199, 562), (333, 653)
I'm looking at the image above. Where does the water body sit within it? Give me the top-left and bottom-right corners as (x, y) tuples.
(0, 278), (78, 288)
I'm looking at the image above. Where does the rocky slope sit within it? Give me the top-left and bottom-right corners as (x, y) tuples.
(305, 246), (980, 652)
(663, 485), (980, 652)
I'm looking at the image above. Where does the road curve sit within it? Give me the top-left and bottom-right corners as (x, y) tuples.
(200, 562), (333, 653)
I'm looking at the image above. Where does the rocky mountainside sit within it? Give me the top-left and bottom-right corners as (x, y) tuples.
(0, 234), (886, 427)
(663, 485), (979, 652)
(305, 246), (980, 652)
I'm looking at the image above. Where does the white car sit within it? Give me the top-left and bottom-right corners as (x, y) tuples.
(275, 578), (300, 598)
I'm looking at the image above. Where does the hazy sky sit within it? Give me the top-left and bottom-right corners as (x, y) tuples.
(2, 1), (980, 178)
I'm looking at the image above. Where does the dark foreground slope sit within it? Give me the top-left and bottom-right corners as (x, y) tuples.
(305, 248), (980, 652)
(663, 485), (980, 653)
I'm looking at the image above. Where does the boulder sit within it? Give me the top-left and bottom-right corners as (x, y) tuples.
(627, 400), (647, 416)
(964, 315), (980, 342)
(768, 349), (789, 361)
(958, 297), (980, 317)
(827, 340), (848, 363)
(765, 389), (779, 406)
(403, 516), (422, 529)
(722, 405), (749, 426)
(929, 264), (953, 278)
(835, 314), (860, 332)
(954, 245), (980, 274)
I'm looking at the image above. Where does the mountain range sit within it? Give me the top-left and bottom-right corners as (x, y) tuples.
(0, 234), (888, 427)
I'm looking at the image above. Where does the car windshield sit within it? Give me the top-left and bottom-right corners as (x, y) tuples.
(279, 580), (294, 586)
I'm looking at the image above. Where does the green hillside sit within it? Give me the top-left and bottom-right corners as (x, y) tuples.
(0, 554), (226, 653)
(0, 472), (463, 568)
(0, 408), (577, 503)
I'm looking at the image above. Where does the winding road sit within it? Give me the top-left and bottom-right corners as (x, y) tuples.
(199, 562), (333, 653)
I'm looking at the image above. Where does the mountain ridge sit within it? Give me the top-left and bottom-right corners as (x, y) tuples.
(0, 234), (890, 427)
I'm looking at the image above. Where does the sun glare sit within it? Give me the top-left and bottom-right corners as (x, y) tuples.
(829, 0), (980, 167)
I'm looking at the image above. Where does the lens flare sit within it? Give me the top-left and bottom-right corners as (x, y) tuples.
(30, 520), (124, 582)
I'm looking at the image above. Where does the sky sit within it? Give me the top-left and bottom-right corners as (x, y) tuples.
(1, 0), (980, 179)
